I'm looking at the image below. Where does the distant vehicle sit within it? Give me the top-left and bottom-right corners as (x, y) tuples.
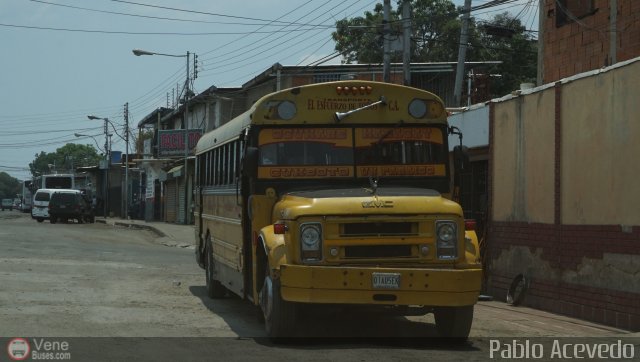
(1, 199), (13, 211)
(32, 174), (75, 190)
(48, 190), (95, 224)
(21, 180), (33, 213)
(31, 189), (57, 222)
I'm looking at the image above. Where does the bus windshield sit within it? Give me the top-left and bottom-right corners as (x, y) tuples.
(44, 176), (73, 189)
(257, 126), (447, 179)
(258, 127), (354, 167)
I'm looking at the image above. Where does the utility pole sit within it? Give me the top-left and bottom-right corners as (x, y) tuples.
(183, 51), (190, 225)
(537, 0), (544, 85)
(453, 0), (472, 107)
(402, 0), (411, 86)
(383, 0), (391, 83)
(610, 0), (617, 64)
(124, 102), (129, 219)
(104, 118), (109, 219)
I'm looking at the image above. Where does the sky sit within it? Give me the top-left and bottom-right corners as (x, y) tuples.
(0, 0), (539, 181)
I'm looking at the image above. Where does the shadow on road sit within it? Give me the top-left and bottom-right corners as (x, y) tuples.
(189, 285), (481, 351)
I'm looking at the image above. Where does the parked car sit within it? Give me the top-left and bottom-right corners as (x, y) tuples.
(48, 190), (95, 224)
(1, 199), (13, 211)
(32, 189), (57, 222)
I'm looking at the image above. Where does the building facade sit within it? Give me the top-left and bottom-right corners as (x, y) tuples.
(540, 0), (640, 84)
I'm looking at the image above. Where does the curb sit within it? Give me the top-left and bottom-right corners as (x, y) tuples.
(95, 219), (166, 238)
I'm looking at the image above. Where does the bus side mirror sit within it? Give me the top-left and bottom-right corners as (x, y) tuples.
(453, 145), (470, 172)
(243, 147), (259, 178)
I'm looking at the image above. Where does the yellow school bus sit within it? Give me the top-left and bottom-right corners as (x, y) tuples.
(193, 81), (482, 339)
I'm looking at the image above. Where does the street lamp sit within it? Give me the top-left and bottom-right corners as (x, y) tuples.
(133, 48), (193, 224)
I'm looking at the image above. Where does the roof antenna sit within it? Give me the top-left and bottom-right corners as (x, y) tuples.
(334, 96), (387, 122)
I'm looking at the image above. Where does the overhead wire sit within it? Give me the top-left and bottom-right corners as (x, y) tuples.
(198, 0), (332, 61)
(28, 0), (332, 27)
(199, 0), (376, 83)
(107, 0), (332, 26)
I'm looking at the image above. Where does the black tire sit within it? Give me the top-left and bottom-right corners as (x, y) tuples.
(36, 218), (44, 223)
(434, 305), (474, 340)
(50, 216), (57, 224)
(205, 236), (226, 299)
(77, 217), (84, 224)
(260, 263), (297, 339)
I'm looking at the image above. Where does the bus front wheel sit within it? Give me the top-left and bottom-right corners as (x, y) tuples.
(259, 264), (297, 339)
(434, 305), (474, 339)
(205, 236), (226, 299)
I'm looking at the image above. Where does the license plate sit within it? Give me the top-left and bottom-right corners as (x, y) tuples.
(372, 272), (401, 289)
(60, 205), (66, 208)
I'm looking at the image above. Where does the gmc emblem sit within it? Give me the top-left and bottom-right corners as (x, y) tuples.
(361, 200), (394, 208)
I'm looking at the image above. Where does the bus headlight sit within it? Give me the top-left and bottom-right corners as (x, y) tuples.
(300, 223), (322, 261)
(436, 221), (457, 260)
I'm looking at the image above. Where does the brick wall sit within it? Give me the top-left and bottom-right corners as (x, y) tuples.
(543, 0), (640, 83)
(487, 222), (640, 331)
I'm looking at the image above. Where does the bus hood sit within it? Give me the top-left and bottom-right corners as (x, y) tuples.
(273, 187), (463, 220)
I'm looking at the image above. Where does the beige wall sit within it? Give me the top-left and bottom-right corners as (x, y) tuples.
(562, 63), (640, 225)
(493, 60), (640, 226)
(492, 90), (555, 223)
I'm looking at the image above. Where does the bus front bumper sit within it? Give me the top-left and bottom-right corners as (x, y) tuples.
(279, 264), (482, 306)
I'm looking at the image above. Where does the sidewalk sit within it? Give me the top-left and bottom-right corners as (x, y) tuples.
(95, 217), (195, 249)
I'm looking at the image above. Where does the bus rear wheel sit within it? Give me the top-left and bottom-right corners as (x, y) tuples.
(205, 236), (226, 299)
(434, 305), (474, 340)
(259, 264), (297, 339)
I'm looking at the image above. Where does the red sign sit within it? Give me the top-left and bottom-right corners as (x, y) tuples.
(158, 129), (202, 156)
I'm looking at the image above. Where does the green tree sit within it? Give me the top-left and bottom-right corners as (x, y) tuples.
(331, 0), (537, 98)
(29, 143), (102, 177)
(474, 12), (538, 97)
(332, 0), (461, 63)
(0, 172), (21, 200)
(332, 3), (391, 63)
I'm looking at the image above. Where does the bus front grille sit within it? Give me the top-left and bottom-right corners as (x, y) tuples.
(343, 245), (413, 258)
(340, 222), (417, 237)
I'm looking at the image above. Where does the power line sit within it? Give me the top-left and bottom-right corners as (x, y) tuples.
(28, 0), (332, 27)
(0, 22), (332, 36)
(199, 0), (375, 82)
(108, 0), (333, 26)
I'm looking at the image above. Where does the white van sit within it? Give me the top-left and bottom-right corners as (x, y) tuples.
(31, 189), (57, 222)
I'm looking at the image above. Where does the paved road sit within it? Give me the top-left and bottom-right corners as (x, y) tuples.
(0, 211), (635, 361)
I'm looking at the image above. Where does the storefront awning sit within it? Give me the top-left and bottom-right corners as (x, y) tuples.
(167, 165), (183, 177)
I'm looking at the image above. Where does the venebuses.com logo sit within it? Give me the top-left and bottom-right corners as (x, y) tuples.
(6, 337), (71, 361)
(7, 338), (30, 361)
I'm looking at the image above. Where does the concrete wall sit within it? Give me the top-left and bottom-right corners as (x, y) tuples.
(492, 90), (555, 224)
(488, 59), (640, 331)
(561, 64), (640, 225)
